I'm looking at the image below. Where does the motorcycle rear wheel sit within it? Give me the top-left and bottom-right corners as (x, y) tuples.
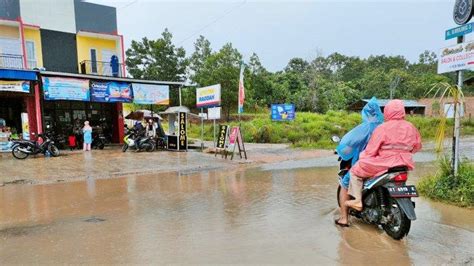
(12, 146), (29, 159)
(382, 198), (411, 240)
(48, 145), (60, 157)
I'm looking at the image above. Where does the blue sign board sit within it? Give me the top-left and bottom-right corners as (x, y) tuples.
(90, 80), (133, 103)
(445, 23), (474, 40)
(42, 77), (90, 101)
(271, 104), (296, 121)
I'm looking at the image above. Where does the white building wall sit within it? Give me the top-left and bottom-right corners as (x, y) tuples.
(20, 0), (76, 33)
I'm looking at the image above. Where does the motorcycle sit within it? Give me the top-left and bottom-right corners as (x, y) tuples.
(122, 128), (155, 152)
(332, 135), (418, 240)
(11, 133), (60, 159)
(91, 131), (106, 150)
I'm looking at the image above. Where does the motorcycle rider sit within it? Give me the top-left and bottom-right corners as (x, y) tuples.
(345, 100), (422, 211)
(335, 97), (383, 227)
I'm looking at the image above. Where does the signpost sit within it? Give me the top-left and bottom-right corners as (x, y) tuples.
(196, 84), (222, 150)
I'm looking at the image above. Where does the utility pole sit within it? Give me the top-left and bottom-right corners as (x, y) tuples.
(453, 35), (463, 176)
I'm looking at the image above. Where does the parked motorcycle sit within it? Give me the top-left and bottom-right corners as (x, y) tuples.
(91, 131), (106, 150)
(122, 128), (155, 152)
(11, 133), (60, 159)
(332, 136), (418, 240)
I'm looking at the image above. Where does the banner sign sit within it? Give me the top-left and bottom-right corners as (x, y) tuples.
(217, 125), (229, 149)
(271, 104), (296, 121)
(438, 41), (474, 74)
(228, 127), (239, 151)
(90, 80), (133, 103)
(196, 84), (221, 107)
(132, 83), (169, 105)
(179, 112), (187, 150)
(0, 80), (30, 93)
(21, 113), (30, 140)
(43, 77), (90, 101)
(208, 106), (221, 120)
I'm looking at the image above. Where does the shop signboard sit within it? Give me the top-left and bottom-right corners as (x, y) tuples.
(179, 112), (187, 150)
(168, 135), (178, 150)
(43, 77), (90, 101)
(217, 125), (229, 149)
(90, 80), (133, 103)
(196, 84), (221, 108)
(0, 80), (30, 93)
(438, 41), (474, 74)
(132, 83), (169, 105)
(271, 104), (296, 121)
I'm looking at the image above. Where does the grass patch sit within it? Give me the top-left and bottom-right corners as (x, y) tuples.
(418, 157), (474, 207)
(186, 111), (474, 149)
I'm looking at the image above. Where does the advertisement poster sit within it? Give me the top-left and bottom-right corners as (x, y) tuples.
(217, 125), (229, 149)
(90, 80), (133, 103)
(21, 113), (30, 140)
(179, 112), (187, 150)
(271, 104), (296, 121)
(227, 127), (239, 151)
(42, 77), (90, 101)
(196, 84), (221, 107)
(0, 80), (30, 93)
(133, 83), (169, 105)
(438, 41), (474, 74)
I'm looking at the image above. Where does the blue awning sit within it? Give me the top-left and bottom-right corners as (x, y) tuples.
(0, 68), (38, 81)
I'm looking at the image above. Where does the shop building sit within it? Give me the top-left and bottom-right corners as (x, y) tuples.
(0, 0), (178, 147)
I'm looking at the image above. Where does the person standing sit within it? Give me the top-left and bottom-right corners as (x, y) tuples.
(83, 121), (93, 151)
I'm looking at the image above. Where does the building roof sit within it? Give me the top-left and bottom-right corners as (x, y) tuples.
(362, 99), (426, 108)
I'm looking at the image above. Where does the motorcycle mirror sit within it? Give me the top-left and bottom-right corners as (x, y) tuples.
(331, 135), (341, 143)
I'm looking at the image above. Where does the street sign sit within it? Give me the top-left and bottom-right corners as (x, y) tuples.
(446, 23), (474, 40)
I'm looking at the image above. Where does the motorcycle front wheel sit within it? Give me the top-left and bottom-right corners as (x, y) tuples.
(382, 198), (411, 240)
(48, 145), (60, 157)
(12, 146), (29, 159)
(122, 144), (129, 152)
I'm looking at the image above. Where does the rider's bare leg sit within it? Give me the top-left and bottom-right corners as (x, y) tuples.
(337, 187), (350, 225)
(346, 176), (363, 211)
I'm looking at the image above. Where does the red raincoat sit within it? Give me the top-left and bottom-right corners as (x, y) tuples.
(350, 100), (422, 178)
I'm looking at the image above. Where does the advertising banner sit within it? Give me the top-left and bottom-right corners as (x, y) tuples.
(196, 84), (221, 108)
(217, 125), (229, 149)
(179, 112), (187, 150)
(271, 104), (296, 121)
(43, 77), (90, 101)
(21, 113), (29, 140)
(228, 127), (239, 151)
(0, 80), (30, 93)
(90, 80), (133, 103)
(132, 83), (169, 105)
(438, 41), (474, 74)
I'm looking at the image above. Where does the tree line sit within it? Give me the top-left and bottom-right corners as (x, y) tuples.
(125, 29), (474, 119)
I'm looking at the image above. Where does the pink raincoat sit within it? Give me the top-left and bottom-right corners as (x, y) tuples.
(350, 100), (422, 178)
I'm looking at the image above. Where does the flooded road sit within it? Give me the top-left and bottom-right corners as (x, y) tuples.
(0, 163), (473, 264)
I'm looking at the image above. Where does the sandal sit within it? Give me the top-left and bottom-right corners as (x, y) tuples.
(334, 219), (349, 227)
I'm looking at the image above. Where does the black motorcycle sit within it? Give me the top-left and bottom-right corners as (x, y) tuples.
(92, 131), (106, 150)
(122, 128), (155, 152)
(11, 133), (60, 159)
(332, 136), (418, 240)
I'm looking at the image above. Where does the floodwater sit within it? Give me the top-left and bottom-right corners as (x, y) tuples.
(0, 163), (473, 264)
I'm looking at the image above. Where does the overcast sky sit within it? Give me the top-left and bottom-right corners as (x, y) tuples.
(89, 0), (459, 71)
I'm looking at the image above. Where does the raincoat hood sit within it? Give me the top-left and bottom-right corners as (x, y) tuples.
(384, 99), (405, 121)
(362, 97), (384, 124)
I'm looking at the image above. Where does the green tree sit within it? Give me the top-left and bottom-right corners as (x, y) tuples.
(193, 43), (242, 120)
(126, 29), (188, 105)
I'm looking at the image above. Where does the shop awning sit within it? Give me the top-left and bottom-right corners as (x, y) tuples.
(0, 68), (38, 81)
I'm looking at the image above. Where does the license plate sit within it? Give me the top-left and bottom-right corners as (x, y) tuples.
(388, 185), (419, 198)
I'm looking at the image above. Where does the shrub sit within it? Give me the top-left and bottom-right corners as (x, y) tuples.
(418, 157), (474, 207)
